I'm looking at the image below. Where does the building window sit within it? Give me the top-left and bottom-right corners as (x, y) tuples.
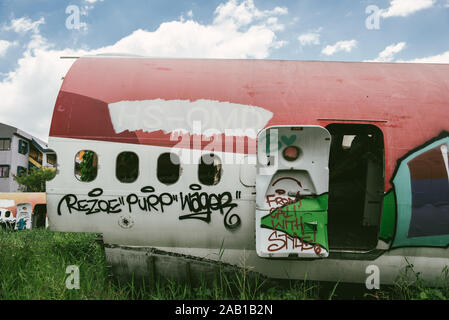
(0, 138), (11, 151)
(198, 154), (222, 186)
(17, 166), (27, 177)
(75, 150), (98, 182)
(18, 139), (28, 155)
(46, 153), (57, 167)
(0, 165), (10, 178)
(116, 152), (139, 183)
(157, 153), (181, 185)
(29, 144), (43, 165)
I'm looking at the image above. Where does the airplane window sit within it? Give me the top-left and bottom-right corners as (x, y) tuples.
(198, 153), (222, 186)
(157, 153), (181, 185)
(116, 151), (139, 183)
(74, 150), (98, 182)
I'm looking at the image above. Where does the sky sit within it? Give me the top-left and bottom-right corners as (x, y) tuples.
(0, 0), (448, 142)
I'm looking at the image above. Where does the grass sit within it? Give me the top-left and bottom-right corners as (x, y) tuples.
(0, 228), (448, 300)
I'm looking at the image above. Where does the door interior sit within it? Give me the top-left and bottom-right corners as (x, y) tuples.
(326, 124), (384, 251)
(32, 204), (47, 229)
(255, 126), (331, 258)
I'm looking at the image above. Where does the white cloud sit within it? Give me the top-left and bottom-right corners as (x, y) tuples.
(298, 31), (320, 46)
(214, 0), (287, 29)
(3, 17), (45, 34)
(381, 0), (436, 18)
(0, 40), (16, 56)
(321, 40), (357, 56)
(399, 50), (449, 63)
(0, 0), (288, 142)
(84, 0), (104, 3)
(368, 42), (407, 62)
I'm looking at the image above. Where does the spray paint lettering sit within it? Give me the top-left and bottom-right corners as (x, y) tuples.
(179, 184), (241, 230)
(261, 176), (329, 257)
(268, 230), (322, 255)
(16, 218), (27, 230)
(57, 185), (241, 230)
(265, 197), (320, 254)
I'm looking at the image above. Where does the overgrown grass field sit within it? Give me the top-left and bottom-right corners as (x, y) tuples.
(0, 228), (448, 300)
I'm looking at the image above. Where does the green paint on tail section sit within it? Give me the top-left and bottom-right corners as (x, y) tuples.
(379, 190), (396, 241)
(261, 194), (329, 252)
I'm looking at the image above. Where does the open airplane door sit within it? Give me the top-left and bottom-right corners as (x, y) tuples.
(256, 126), (331, 258)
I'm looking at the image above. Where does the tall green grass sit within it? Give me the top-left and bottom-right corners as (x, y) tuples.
(0, 228), (447, 300)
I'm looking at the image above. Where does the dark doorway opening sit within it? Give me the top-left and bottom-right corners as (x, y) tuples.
(32, 204), (47, 228)
(326, 124), (384, 251)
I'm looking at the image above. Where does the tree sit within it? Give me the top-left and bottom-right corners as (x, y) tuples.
(13, 167), (56, 192)
(79, 150), (97, 182)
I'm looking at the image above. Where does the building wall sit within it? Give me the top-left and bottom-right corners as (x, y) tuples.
(0, 147), (12, 192)
(0, 125), (15, 192)
(9, 135), (30, 192)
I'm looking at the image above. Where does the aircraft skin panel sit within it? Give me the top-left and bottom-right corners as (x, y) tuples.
(47, 137), (256, 249)
(104, 245), (449, 286)
(50, 58), (449, 190)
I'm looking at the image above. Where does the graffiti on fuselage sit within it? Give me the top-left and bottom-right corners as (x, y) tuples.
(15, 218), (28, 230)
(386, 132), (449, 248)
(264, 194), (320, 254)
(265, 196), (321, 255)
(57, 184), (242, 230)
(259, 173), (329, 257)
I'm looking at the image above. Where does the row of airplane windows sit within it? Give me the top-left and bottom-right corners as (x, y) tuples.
(74, 150), (222, 186)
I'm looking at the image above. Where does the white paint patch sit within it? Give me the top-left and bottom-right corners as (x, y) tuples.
(108, 99), (273, 138)
(0, 199), (14, 208)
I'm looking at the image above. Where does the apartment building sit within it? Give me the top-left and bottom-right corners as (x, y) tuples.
(0, 123), (56, 192)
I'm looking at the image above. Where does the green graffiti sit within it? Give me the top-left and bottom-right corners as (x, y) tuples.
(379, 190), (396, 241)
(261, 194), (329, 252)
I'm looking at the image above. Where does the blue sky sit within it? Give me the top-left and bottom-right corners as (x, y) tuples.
(0, 0), (448, 140)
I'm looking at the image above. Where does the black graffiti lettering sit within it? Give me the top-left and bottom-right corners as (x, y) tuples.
(126, 194), (139, 213)
(98, 200), (110, 212)
(77, 199), (89, 211)
(57, 194), (78, 215)
(147, 194), (161, 212)
(57, 187), (241, 231)
(218, 192), (233, 215)
(179, 211), (211, 223)
(108, 199), (122, 214)
(85, 199), (100, 215)
(189, 184), (201, 191)
(137, 197), (148, 211)
(208, 193), (220, 211)
(141, 186), (155, 193)
(88, 188), (103, 197)
(224, 208), (240, 230)
(179, 190), (240, 230)
(159, 193), (174, 213)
